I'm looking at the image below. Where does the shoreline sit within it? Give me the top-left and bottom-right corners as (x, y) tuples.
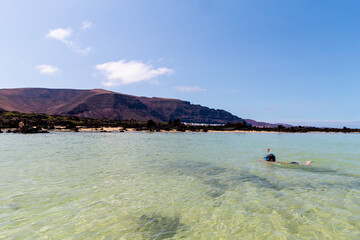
(1, 111), (359, 134)
(1, 126), (359, 134)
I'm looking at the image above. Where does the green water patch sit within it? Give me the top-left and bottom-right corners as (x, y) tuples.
(164, 159), (360, 202)
(273, 163), (360, 178)
(1, 132), (359, 239)
(164, 160), (283, 201)
(136, 213), (186, 240)
(315, 181), (360, 191)
(226, 172), (282, 190)
(203, 178), (229, 198)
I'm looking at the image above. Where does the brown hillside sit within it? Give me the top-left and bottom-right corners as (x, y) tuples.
(0, 88), (244, 124)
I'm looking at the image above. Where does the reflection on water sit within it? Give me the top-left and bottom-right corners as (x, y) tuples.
(0, 132), (359, 239)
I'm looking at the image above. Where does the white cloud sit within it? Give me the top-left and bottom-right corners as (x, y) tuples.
(46, 28), (72, 43)
(81, 21), (92, 30)
(35, 65), (59, 75)
(46, 22), (92, 55)
(174, 86), (206, 92)
(96, 60), (174, 86)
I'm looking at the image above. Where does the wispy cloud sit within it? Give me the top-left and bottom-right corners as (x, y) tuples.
(174, 86), (206, 92)
(72, 46), (92, 55)
(81, 21), (92, 30)
(46, 21), (92, 55)
(35, 65), (59, 75)
(46, 28), (72, 43)
(95, 60), (174, 87)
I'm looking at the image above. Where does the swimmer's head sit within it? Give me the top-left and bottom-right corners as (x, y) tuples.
(265, 154), (276, 162)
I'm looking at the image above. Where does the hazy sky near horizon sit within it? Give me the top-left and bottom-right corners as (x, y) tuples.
(1, 0), (359, 127)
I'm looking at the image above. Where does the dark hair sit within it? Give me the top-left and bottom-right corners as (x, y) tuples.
(265, 154), (276, 162)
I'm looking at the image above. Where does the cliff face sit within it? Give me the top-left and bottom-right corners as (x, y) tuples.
(0, 88), (244, 124)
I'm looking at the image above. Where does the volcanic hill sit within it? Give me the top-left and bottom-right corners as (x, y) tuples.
(0, 88), (244, 124)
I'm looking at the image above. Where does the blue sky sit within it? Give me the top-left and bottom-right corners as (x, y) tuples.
(1, 0), (359, 127)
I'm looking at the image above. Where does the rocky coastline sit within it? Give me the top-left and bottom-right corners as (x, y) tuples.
(0, 111), (359, 134)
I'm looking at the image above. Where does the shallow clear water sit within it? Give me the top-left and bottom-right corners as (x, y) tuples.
(0, 132), (359, 239)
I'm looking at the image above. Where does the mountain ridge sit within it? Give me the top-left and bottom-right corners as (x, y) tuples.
(0, 88), (244, 124)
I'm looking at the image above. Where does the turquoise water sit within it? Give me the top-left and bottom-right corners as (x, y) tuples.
(0, 132), (359, 239)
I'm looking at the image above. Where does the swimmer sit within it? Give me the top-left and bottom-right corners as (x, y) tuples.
(264, 149), (313, 166)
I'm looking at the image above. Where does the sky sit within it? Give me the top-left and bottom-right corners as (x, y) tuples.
(1, 0), (359, 128)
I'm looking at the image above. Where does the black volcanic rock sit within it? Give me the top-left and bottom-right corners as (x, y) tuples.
(0, 88), (244, 124)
